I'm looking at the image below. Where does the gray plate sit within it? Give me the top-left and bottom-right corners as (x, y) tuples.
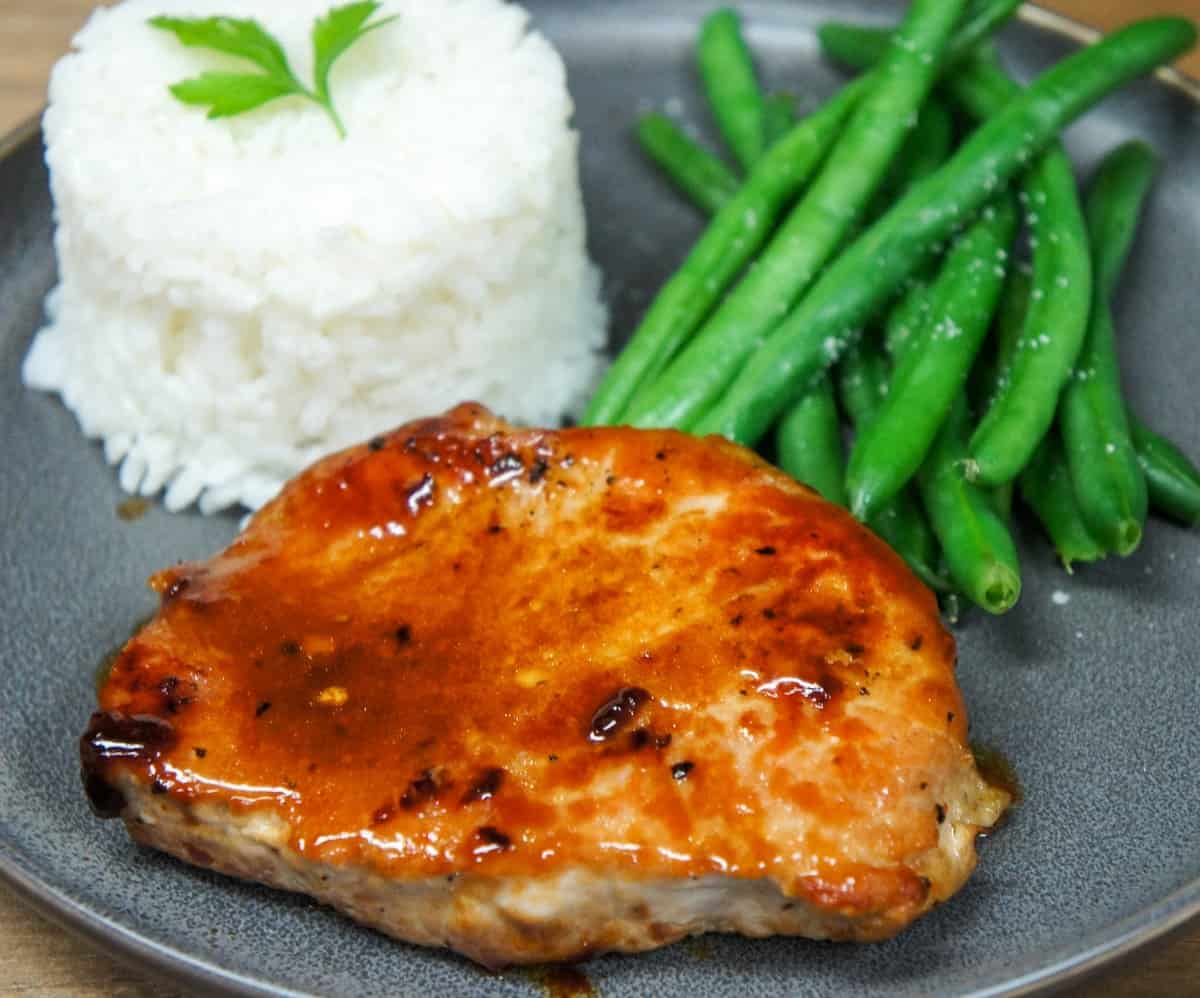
(2, 2), (1198, 995)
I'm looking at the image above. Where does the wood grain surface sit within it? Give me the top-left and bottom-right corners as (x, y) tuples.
(1, 1), (1198, 996)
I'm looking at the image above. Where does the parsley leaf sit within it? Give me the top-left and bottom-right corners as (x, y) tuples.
(148, 16), (296, 79)
(169, 72), (304, 119)
(149, 3), (397, 138)
(312, 2), (399, 129)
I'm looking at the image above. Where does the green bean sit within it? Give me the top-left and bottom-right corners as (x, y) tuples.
(847, 195), (1018, 521)
(1085, 141), (1158, 298)
(821, 38), (1094, 486)
(945, 56), (1093, 489)
(872, 104), (956, 360)
(594, 0), (1021, 429)
(769, 105), (837, 502)
(1019, 430), (1107, 571)
(838, 337), (952, 593)
(870, 100), (955, 219)
(812, 31), (1093, 491)
(817, 30), (1028, 391)
(775, 380), (847, 505)
(837, 337), (891, 426)
(991, 481), (1015, 522)
(763, 93), (796, 147)
(698, 9), (768, 171)
(1058, 141), (1156, 555)
(947, 41), (1011, 111)
(995, 268), (1032, 357)
(1132, 420), (1200, 527)
(581, 80), (865, 427)
(763, 95), (840, 500)
(918, 395), (1022, 613)
(625, 0), (969, 429)
(835, 38), (1095, 487)
(873, 491), (954, 593)
(985, 267), (1031, 391)
(972, 268), (1026, 529)
(818, 0), (1021, 71)
(764, 89), (838, 507)
(636, 113), (740, 215)
(818, 21), (891, 71)
(777, 96), (957, 515)
(904, 100), (955, 181)
(883, 279), (933, 359)
(687, 18), (1194, 446)
(966, 266), (1029, 413)
(969, 357), (1018, 526)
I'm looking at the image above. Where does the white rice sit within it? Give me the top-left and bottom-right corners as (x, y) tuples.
(24, 0), (607, 514)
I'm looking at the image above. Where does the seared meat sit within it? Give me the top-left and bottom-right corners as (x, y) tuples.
(83, 403), (1008, 967)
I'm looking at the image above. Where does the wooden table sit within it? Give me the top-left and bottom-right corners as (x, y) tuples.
(1, 1), (1197, 995)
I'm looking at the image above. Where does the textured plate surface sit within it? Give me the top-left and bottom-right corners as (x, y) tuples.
(2, 2), (1199, 995)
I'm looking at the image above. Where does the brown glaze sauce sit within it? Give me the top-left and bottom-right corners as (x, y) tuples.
(971, 742), (1023, 804)
(524, 965), (596, 998)
(116, 497), (150, 521)
(84, 404), (963, 884)
(587, 687), (650, 742)
(80, 712), (177, 817)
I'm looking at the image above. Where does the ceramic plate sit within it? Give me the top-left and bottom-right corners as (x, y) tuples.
(2, 2), (1198, 995)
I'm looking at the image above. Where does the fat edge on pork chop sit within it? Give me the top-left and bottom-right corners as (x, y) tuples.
(82, 403), (1009, 967)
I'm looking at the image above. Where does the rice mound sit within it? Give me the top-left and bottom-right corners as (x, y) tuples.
(24, 0), (607, 514)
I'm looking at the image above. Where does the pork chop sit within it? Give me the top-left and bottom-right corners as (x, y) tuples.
(83, 403), (1008, 967)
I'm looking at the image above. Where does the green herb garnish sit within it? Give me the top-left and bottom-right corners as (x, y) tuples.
(149, 2), (397, 138)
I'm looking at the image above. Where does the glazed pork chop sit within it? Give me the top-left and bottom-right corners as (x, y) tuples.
(83, 403), (1008, 967)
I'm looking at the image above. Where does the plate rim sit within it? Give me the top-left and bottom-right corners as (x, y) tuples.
(2, 3), (1198, 995)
